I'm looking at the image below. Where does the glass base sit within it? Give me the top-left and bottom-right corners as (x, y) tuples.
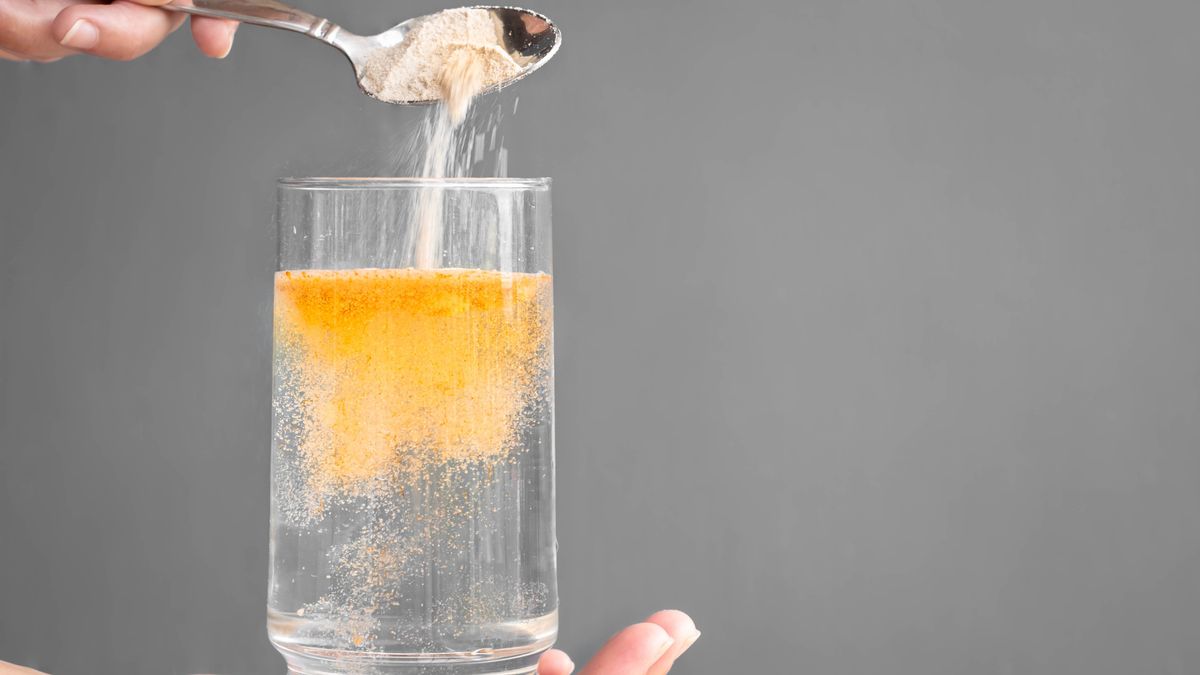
(274, 641), (549, 675)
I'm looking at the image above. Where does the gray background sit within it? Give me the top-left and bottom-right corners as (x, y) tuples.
(2, 0), (1200, 673)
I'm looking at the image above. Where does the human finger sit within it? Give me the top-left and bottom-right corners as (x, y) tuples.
(0, 660), (47, 674)
(190, 16), (238, 58)
(52, 0), (186, 61)
(0, 0), (75, 61)
(537, 648), (576, 675)
(643, 610), (701, 675)
(0, 49), (63, 64)
(107, 0), (239, 59)
(579, 622), (674, 675)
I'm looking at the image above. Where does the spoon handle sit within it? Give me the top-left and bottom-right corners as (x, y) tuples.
(164, 0), (343, 41)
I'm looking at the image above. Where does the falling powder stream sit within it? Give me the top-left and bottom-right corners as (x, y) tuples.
(414, 41), (516, 267)
(359, 7), (524, 268)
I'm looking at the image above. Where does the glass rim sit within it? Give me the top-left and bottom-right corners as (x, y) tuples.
(278, 177), (551, 190)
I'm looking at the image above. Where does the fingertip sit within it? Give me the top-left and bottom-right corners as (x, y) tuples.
(52, 2), (181, 61)
(644, 609), (697, 639)
(537, 649), (575, 675)
(51, 9), (99, 51)
(191, 17), (238, 58)
(643, 611), (701, 675)
(576, 622), (675, 675)
(620, 622), (676, 658)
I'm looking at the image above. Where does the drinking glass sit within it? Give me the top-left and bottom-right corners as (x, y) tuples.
(268, 178), (556, 675)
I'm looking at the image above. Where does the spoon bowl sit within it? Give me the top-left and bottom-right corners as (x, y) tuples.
(340, 6), (561, 104)
(165, 1), (560, 105)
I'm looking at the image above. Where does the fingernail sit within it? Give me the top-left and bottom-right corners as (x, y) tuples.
(654, 636), (676, 660)
(565, 657), (576, 674)
(217, 24), (238, 59)
(679, 629), (701, 652)
(60, 19), (100, 50)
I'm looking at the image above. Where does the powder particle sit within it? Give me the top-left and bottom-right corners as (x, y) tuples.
(360, 8), (523, 111)
(273, 267), (552, 511)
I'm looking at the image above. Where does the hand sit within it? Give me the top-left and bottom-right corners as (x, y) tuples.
(537, 610), (701, 675)
(0, 0), (237, 63)
(0, 662), (40, 675)
(1, 611), (700, 675)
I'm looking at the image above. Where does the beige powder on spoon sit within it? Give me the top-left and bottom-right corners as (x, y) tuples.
(360, 7), (523, 121)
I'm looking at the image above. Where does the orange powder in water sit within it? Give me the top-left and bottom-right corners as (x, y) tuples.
(274, 268), (552, 496)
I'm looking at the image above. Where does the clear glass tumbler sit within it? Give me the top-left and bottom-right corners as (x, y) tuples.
(268, 178), (556, 675)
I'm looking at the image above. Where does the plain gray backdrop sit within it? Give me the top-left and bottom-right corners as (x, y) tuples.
(3, 1), (1200, 673)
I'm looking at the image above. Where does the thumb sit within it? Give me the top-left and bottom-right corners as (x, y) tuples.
(53, 0), (185, 61)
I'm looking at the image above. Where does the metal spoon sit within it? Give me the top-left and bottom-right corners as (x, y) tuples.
(163, 0), (560, 104)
